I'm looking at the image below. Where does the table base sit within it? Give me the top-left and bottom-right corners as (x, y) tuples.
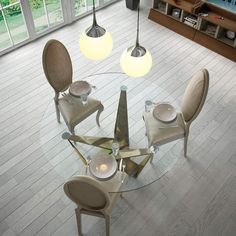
(65, 86), (153, 177)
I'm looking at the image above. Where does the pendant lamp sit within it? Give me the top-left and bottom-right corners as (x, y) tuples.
(79, 0), (113, 60)
(120, 0), (152, 78)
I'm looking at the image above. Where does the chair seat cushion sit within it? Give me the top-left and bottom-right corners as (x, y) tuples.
(143, 112), (186, 147)
(58, 94), (102, 125)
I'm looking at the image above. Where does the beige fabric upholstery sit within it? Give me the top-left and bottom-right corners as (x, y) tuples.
(64, 176), (110, 211)
(59, 95), (102, 127)
(42, 39), (104, 134)
(64, 173), (126, 236)
(181, 69), (209, 123)
(99, 171), (126, 213)
(143, 68), (209, 157)
(144, 112), (185, 147)
(42, 39), (72, 92)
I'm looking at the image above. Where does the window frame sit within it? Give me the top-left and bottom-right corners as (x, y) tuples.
(0, 0), (119, 56)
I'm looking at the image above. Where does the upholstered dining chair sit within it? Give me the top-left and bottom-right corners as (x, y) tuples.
(42, 39), (104, 134)
(143, 68), (209, 157)
(64, 173), (126, 236)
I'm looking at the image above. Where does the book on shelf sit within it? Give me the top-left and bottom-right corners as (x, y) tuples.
(183, 15), (198, 27)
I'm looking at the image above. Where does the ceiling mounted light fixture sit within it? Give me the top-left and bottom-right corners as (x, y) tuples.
(120, 0), (152, 78)
(79, 0), (113, 60)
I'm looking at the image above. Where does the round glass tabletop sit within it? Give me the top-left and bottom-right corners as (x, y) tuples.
(40, 72), (181, 193)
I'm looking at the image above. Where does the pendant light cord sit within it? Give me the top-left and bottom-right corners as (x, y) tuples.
(131, 0), (146, 57)
(86, 0), (105, 37)
(136, 0), (140, 47)
(92, 0), (97, 26)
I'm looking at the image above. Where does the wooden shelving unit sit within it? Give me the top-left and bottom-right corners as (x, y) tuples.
(148, 0), (236, 62)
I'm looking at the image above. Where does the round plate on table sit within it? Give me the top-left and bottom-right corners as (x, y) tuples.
(89, 155), (118, 181)
(153, 103), (177, 123)
(69, 80), (92, 97)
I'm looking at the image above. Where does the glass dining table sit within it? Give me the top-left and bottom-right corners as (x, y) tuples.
(41, 72), (180, 193)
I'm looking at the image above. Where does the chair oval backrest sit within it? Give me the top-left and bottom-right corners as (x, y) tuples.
(64, 176), (111, 211)
(42, 39), (72, 93)
(181, 69), (209, 123)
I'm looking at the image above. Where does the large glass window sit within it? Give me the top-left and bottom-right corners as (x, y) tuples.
(0, 0), (118, 54)
(0, 0), (28, 51)
(29, 0), (63, 33)
(74, 0), (98, 17)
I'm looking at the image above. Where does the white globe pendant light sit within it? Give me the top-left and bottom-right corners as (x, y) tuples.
(120, 46), (152, 78)
(120, 0), (152, 78)
(79, 0), (113, 60)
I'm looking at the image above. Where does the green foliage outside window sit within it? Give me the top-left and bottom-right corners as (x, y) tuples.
(0, 0), (59, 20)
(29, 0), (44, 9)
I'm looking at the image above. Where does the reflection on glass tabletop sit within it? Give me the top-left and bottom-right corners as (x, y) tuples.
(41, 72), (181, 193)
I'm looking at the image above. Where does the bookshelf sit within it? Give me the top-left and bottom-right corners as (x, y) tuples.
(148, 0), (236, 62)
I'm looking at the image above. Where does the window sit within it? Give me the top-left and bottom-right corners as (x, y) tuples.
(0, 0), (118, 55)
(29, 0), (63, 33)
(74, 0), (97, 17)
(0, 0), (28, 51)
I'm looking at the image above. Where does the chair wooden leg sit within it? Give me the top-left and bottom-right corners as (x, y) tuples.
(70, 126), (75, 135)
(105, 215), (110, 236)
(150, 154), (153, 163)
(68, 125), (75, 134)
(184, 135), (188, 158)
(69, 126), (76, 144)
(96, 105), (104, 127)
(75, 208), (83, 236)
(54, 101), (60, 123)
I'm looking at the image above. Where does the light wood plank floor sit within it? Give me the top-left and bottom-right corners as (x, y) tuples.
(1, 1), (236, 235)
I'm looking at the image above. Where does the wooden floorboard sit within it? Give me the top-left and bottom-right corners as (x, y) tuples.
(0, 1), (236, 235)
